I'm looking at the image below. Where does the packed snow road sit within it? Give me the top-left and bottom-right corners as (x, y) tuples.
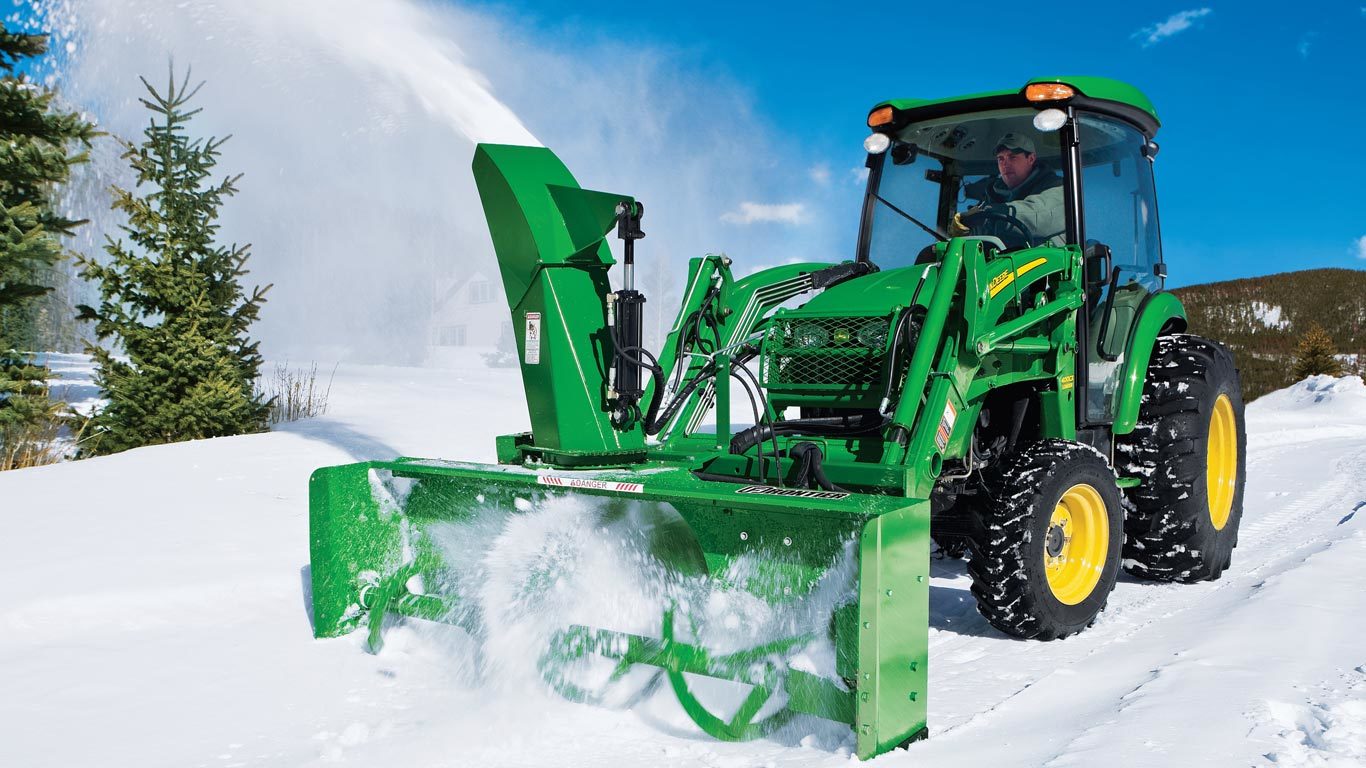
(3, 359), (1364, 767)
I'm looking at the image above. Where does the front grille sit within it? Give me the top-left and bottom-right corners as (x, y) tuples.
(761, 315), (895, 392)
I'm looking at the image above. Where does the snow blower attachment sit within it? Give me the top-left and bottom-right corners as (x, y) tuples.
(311, 77), (1248, 760)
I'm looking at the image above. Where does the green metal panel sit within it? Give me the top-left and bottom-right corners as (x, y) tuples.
(309, 462), (403, 638)
(787, 264), (931, 316)
(854, 500), (931, 758)
(1111, 292), (1187, 435)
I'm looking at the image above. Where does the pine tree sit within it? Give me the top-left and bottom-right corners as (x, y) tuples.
(77, 69), (270, 454)
(1291, 322), (1342, 380)
(0, 26), (97, 467)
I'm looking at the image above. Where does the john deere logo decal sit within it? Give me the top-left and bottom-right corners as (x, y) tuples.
(736, 486), (849, 500)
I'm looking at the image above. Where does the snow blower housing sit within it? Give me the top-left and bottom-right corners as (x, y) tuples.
(309, 76), (1247, 759)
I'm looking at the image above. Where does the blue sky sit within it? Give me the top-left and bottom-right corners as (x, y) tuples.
(464, 0), (1366, 287)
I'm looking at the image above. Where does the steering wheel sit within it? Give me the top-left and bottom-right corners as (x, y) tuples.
(966, 209), (1035, 249)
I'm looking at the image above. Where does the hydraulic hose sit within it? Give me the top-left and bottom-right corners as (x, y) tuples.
(789, 442), (845, 492)
(728, 413), (889, 456)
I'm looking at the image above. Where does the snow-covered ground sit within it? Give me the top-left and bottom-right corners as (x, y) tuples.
(4, 361), (1365, 767)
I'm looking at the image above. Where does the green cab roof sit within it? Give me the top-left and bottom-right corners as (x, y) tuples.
(872, 77), (1160, 137)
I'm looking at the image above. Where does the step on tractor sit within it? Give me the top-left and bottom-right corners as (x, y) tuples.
(309, 77), (1246, 758)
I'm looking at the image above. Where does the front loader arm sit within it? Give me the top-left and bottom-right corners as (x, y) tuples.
(887, 241), (1084, 497)
(659, 260), (835, 441)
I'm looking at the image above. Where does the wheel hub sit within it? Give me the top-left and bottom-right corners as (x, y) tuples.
(1045, 524), (1066, 557)
(1043, 483), (1109, 606)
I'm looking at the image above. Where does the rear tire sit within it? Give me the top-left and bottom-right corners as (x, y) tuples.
(968, 440), (1123, 640)
(1117, 334), (1246, 582)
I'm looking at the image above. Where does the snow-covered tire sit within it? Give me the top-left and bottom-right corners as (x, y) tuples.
(1117, 334), (1245, 582)
(968, 440), (1123, 640)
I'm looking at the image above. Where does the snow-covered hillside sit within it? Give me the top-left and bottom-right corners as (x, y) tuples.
(4, 360), (1365, 767)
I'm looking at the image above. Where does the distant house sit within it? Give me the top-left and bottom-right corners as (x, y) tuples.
(428, 270), (513, 363)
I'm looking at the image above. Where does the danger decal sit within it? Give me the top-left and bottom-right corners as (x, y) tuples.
(536, 475), (644, 493)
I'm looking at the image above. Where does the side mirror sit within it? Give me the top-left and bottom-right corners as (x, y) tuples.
(1085, 242), (1112, 288)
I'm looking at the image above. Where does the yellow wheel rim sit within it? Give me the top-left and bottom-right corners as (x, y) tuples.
(1043, 483), (1109, 606)
(1207, 394), (1237, 530)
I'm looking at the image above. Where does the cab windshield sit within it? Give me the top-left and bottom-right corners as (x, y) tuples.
(861, 108), (1066, 271)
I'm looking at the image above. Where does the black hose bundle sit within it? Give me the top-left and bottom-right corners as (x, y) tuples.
(728, 412), (889, 456)
(789, 442), (845, 492)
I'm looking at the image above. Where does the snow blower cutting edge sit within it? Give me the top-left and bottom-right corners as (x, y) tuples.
(309, 77), (1247, 759)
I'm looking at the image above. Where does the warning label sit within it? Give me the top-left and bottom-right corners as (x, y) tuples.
(935, 400), (958, 451)
(537, 475), (644, 493)
(524, 312), (541, 365)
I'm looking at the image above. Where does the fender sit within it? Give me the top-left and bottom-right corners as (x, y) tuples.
(1112, 291), (1187, 435)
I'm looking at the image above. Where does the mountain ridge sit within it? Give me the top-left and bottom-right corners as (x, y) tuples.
(1169, 267), (1366, 400)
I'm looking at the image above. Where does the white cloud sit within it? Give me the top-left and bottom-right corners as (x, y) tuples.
(848, 166), (870, 186)
(1298, 32), (1315, 58)
(1134, 8), (1213, 47)
(1354, 235), (1366, 260)
(808, 164), (831, 185)
(720, 202), (806, 225)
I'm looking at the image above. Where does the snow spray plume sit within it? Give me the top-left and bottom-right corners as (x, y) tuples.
(29, 0), (845, 364)
(26, 0), (537, 364)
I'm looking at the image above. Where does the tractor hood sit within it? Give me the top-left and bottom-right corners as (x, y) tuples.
(794, 263), (936, 318)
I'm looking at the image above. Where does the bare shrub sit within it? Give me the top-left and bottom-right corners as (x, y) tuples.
(260, 362), (336, 425)
(1, 399), (91, 470)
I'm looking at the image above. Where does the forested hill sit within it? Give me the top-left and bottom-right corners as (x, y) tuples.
(1170, 268), (1366, 401)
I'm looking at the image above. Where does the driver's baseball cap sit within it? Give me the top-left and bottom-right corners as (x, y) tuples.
(995, 132), (1036, 155)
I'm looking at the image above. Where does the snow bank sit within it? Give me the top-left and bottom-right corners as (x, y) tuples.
(1252, 374), (1366, 413)
(1247, 375), (1366, 445)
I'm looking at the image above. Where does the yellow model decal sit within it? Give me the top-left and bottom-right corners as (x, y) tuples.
(1016, 256), (1048, 279)
(1060, 374), (1075, 390)
(987, 257), (1049, 299)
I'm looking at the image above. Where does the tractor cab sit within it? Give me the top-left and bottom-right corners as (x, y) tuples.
(858, 77), (1168, 427)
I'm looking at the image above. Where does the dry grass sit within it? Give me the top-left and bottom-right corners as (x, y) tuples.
(262, 361), (336, 425)
(0, 400), (89, 471)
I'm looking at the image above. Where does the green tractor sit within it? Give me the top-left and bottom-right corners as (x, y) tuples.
(308, 77), (1246, 759)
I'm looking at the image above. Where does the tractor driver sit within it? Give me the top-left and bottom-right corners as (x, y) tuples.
(949, 132), (1065, 249)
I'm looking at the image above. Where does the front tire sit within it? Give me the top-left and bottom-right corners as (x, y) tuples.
(1117, 334), (1246, 582)
(968, 440), (1123, 640)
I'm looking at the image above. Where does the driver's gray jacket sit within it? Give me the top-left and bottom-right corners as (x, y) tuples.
(974, 167), (1065, 247)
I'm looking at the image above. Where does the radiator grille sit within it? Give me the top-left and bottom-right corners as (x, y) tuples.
(761, 315), (895, 390)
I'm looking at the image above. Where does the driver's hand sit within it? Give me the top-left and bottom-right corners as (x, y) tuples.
(959, 205), (989, 224)
(949, 212), (971, 237)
